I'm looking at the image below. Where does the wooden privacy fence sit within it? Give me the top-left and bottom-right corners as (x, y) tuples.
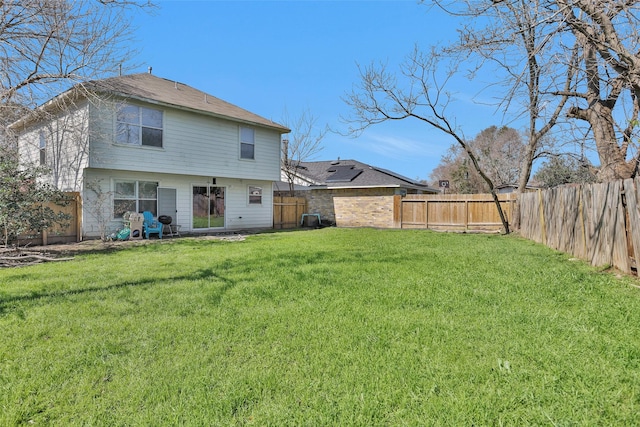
(519, 179), (640, 274)
(273, 196), (307, 229)
(401, 193), (516, 231)
(332, 193), (516, 231)
(15, 192), (82, 246)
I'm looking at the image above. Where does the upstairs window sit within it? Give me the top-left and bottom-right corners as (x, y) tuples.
(39, 131), (46, 165)
(116, 104), (163, 148)
(240, 127), (255, 159)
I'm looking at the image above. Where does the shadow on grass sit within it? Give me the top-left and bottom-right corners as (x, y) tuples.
(0, 267), (236, 316)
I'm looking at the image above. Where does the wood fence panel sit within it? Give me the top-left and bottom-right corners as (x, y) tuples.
(518, 191), (542, 243)
(608, 181), (630, 272)
(426, 200), (468, 229)
(543, 187), (561, 251)
(543, 186), (582, 256)
(624, 178), (640, 270)
(563, 186), (587, 259)
(400, 193), (515, 231)
(16, 192), (82, 245)
(401, 200), (427, 228)
(273, 196), (307, 229)
(582, 182), (625, 271)
(518, 179), (640, 273)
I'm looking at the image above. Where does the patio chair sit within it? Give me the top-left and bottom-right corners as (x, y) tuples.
(142, 211), (163, 239)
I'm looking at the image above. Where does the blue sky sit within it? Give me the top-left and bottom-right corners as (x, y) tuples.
(131, 1), (505, 181)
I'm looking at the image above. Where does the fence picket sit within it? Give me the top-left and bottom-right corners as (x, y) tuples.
(520, 181), (633, 273)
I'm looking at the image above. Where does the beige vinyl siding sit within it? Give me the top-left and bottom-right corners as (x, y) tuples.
(17, 103), (90, 191)
(89, 102), (281, 181)
(223, 181), (274, 229)
(82, 169), (273, 238)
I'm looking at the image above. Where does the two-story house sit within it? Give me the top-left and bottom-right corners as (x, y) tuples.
(10, 72), (289, 238)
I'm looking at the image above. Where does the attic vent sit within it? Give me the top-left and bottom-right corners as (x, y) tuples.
(326, 165), (363, 182)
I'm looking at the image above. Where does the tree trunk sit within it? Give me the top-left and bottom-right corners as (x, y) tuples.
(569, 102), (634, 181)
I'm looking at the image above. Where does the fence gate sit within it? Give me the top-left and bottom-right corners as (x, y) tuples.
(273, 196), (307, 229)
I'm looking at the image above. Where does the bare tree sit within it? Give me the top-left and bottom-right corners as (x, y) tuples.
(434, 1), (640, 182)
(430, 126), (525, 193)
(429, 144), (485, 194)
(343, 48), (511, 233)
(443, 0), (573, 190)
(281, 109), (326, 196)
(0, 0), (153, 111)
(533, 154), (596, 188)
(554, 0), (640, 181)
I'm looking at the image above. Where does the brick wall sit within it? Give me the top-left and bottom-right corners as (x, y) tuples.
(306, 188), (397, 224)
(333, 195), (400, 228)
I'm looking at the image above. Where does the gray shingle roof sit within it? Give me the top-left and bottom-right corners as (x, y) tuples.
(292, 159), (439, 192)
(84, 73), (289, 132)
(12, 73), (290, 133)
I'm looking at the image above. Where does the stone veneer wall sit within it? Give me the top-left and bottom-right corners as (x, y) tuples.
(333, 195), (399, 228)
(306, 188), (397, 224)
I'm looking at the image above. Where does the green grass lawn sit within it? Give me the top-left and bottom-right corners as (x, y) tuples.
(2, 228), (640, 425)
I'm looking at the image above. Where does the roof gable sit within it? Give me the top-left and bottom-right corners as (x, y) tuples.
(11, 73), (290, 133)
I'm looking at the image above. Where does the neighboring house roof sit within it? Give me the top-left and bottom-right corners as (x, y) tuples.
(288, 159), (439, 192)
(11, 72), (290, 133)
(273, 181), (310, 193)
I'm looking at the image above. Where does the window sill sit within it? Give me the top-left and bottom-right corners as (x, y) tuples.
(113, 142), (165, 150)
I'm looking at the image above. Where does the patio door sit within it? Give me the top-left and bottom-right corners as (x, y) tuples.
(157, 188), (177, 224)
(192, 185), (225, 229)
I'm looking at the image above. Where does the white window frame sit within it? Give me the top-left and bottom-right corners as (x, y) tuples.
(116, 104), (164, 148)
(240, 126), (255, 160)
(113, 180), (159, 219)
(248, 185), (262, 205)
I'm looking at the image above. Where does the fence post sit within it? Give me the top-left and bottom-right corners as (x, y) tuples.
(463, 199), (468, 231)
(76, 192), (82, 242)
(425, 199), (429, 228)
(393, 195), (402, 228)
(538, 189), (547, 245)
(578, 187), (586, 257)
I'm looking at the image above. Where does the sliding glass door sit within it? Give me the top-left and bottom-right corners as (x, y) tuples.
(192, 185), (225, 229)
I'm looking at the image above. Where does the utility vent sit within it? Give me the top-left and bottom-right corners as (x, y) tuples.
(326, 165), (363, 182)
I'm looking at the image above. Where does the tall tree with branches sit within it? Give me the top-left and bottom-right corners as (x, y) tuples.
(554, 0), (640, 181)
(281, 109), (326, 196)
(430, 126), (525, 193)
(0, 0), (152, 112)
(343, 48), (512, 233)
(436, 0), (573, 192)
(0, 0), (152, 245)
